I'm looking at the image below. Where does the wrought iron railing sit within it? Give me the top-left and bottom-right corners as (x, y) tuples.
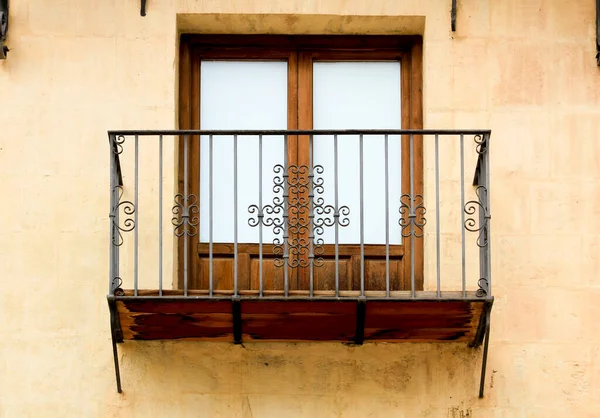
(108, 129), (491, 300)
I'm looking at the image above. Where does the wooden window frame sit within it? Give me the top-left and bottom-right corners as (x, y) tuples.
(177, 35), (423, 292)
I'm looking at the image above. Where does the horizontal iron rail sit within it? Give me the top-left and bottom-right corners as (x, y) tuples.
(108, 295), (494, 303)
(108, 129), (491, 136)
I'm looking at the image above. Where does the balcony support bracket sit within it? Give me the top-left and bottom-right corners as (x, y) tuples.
(451, 0), (457, 31)
(354, 297), (367, 345)
(107, 297), (123, 393)
(478, 310), (491, 398)
(469, 299), (492, 398)
(0, 0), (8, 59)
(232, 297), (243, 345)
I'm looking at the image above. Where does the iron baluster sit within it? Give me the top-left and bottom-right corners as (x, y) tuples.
(258, 135), (264, 297)
(484, 133), (492, 296)
(209, 135), (213, 297)
(385, 134), (390, 297)
(233, 134), (239, 297)
(460, 134), (466, 298)
(309, 134), (315, 297)
(134, 134), (139, 296)
(334, 134), (340, 297)
(159, 135), (163, 296)
(183, 134), (189, 297)
(435, 134), (441, 298)
(283, 137), (289, 296)
(359, 134), (365, 297)
(109, 134), (116, 295)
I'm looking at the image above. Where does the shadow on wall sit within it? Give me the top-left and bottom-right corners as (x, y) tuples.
(116, 341), (482, 398)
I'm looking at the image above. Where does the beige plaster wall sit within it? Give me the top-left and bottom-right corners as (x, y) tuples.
(1, 0), (599, 416)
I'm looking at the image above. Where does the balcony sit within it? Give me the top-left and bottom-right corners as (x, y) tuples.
(107, 129), (493, 395)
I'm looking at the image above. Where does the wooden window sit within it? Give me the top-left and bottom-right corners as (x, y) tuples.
(178, 35), (423, 293)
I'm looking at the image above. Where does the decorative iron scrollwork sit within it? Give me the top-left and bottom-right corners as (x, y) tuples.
(312, 166), (350, 267)
(399, 194), (427, 238)
(474, 134), (487, 155)
(284, 164), (312, 268)
(110, 186), (135, 246)
(476, 278), (489, 297)
(112, 135), (126, 155)
(111, 277), (125, 296)
(172, 194), (200, 237)
(248, 164), (350, 268)
(464, 186), (490, 248)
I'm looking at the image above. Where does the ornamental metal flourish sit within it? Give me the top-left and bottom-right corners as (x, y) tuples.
(172, 193), (200, 237)
(464, 185), (490, 248)
(111, 277), (125, 296)
(476, 278), (489, 297)
(248, 164), (350, 268)
(110, 186), (135, 247)
(474, 134), (487, 155)
(399, 194), (427, 237)
(113, 135), (126, 155)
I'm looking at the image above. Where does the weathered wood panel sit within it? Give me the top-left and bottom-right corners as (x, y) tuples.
(117, 300), (233, 341)
(241, 301), (356, 341)
(364, 301), (483, 342)
(115, 297), (486, 343)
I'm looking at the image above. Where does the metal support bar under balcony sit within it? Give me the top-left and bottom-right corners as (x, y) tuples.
(0, 0), (9, 59)
(451, 0), (457, 31)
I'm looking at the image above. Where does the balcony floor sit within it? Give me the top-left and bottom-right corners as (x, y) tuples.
(110, 290), (492, 345)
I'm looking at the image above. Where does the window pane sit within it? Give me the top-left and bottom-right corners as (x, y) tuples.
(200, 61), (287, 243)
(313, 61), (402, 244)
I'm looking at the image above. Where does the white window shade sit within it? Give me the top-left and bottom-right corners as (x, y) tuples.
(199, 61), (288, 243)
(313, 61), (402, 244)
